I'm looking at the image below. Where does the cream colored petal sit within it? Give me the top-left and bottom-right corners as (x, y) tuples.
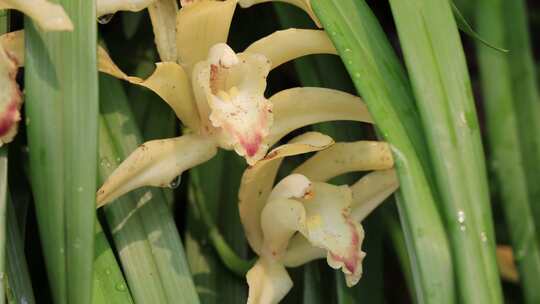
(261, 198), (305, 258)
(0, 0), (73, 31)
(300, 182), (365, 286)
(176, 0), (236, 68)
(350, 169), (398, 222)
(238, 0), (320, 27)
(0, 41), (22, 146)
(245, 29), (334, 69)
(148, 0), (178, 62)
(293, 141), (393, 182)
(239, 132), (333, 254)
(247, 257), (293, 304)
(98, 48), (201, 130)
(0, 31), (23, 67)
(96, 0), (155, 17)
(193, 44), (273, 164)
(282, 234), (325, 267)
(268, 87), (373, 147)
(497, 245), (519, 283)
(97, 134), (217, 207)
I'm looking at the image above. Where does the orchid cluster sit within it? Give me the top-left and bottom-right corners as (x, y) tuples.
(0, 0), (400, 303)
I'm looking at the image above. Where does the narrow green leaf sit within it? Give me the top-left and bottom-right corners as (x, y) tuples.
(6, 194), (35, 304)
(24, 0), (98, 302)
(476, 0), (540, 302)
(99, 74), (200, 304)
(92, 220), (134, 304)
(312, 1), (455, 303)
(452, 3), (507, 53)
(502, 0), (540, 236)
(387, 0), (503, 302)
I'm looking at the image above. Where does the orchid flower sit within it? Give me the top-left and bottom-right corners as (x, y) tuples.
(238, 131), (399, 304)
(0, 0), (72, 146)
(91, 0), (375, 206)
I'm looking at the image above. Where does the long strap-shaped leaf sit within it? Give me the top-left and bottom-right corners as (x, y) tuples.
(311, 1), (454, 303)
(99, 75), (200, 304)
(476, 0), (540, 302)
(24, 0), (98, 302)
(387, 0), (503, 302)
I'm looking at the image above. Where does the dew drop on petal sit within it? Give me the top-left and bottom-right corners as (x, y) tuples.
(97, 14), (115, 24)
(169, 175), (182, 189)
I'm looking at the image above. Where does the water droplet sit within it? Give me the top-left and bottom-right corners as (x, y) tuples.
(354, 72), (361, 78)
(480, 232), (488, 242)
(105, 268), (112, 275)
(77, 186), (84, 192)
(169, 175), (182, 189)
(116, 157), (121, 162)
(460, 225), (466, 232)
(457, 210), (465, 224)
(344, 48), (351, 52)
(115, 283), (127, 292)
(347, 60), (353, 65)
(21, 296), (28, 304)
(97, 14), (115, 25)
(330, 31), (337, 36)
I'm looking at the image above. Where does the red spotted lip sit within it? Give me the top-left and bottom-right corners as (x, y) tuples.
(239, 133), (263, 158)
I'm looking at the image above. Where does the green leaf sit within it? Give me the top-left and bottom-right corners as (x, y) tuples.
(311, 1), (454, 303)
(452, 3), (508, 53)
(92, 221), (134, 304)
(99, 74), (200, 304)
(387, 0), (504, 302)
(476, 0), (540, 302)
(24, 0), (98, 302)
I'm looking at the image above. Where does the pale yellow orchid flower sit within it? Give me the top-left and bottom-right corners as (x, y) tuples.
(238, 132), (398, 304)
(90, 0), (374, 206)
(0, 0), (72, 146)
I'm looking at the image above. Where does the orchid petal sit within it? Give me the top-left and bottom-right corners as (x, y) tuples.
(350, 169), (398, 222)
(238, 0), (320, 27)
(246, 257), (293, 304)
(0, 0), (73, 31)
(293, 141), (393, 182)
(267, 87), (373, 147)
(239, 132), (333, 254)
(282, 234), (325, 267)
(98, 48), (201, 130)
(192, 44), (272, 164)
(261, 198), (305, 258)
(176, 0), (236, 68)
(245, 29), (335, 69)
(148, 0), (179, 62)
(96, 0), (155, 17)
(97, 134), (217, 207)
(0, 31), (23, 68)
(0, 40), (22, 146)
(299, 182), (366, 286)
(497, 245), (519, 283)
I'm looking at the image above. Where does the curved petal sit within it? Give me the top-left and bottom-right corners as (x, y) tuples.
(96, 0), (155, 17)
(350, 169), (398, 222)
(148, 0), (179, 62)
(300, 182), (365, 286)
(261, 197), (305, 258)
(246, 257), (293, 304)
(0, 0), (73, 31)
(192, 44), (272, 164)
(293, 141), (393, 182)
(176, 0), (236, 68)
(97, 134), (217, 207)
(239, 132), (333, 254)
(98, 48), (201, 130)
(245, 29), (335, 69)
(268, 87), (373, 147)
(0, 31), (23, 67)
(0, 41), (22, 145)
(238, 0), (320, 27)
(282, 234), (325, 267)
